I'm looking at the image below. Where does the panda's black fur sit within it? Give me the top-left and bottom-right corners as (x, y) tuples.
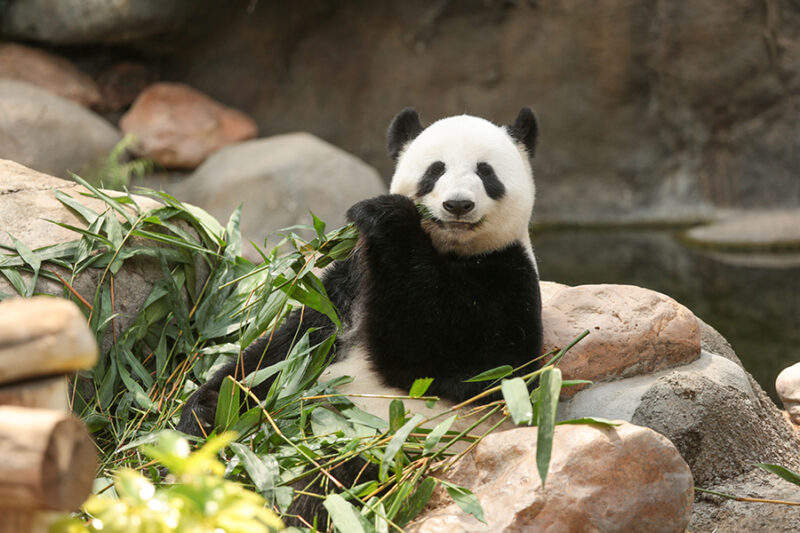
(177, 107), (543, 525)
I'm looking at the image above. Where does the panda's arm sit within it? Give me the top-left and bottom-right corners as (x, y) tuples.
(346, 194), (437, 278)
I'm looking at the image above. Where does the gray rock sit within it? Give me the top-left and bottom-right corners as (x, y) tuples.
(172, 133), (387, 260)
(2, 0), (195, 44)
(0, 80), (121, 178)
(559, 351), (756, 423)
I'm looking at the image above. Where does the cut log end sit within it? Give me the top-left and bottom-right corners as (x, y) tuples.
(0, 406), (96, 511)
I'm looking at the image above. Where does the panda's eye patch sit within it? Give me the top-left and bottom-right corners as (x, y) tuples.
(476, 162), (506, 200)
(417, 161), (446, 197)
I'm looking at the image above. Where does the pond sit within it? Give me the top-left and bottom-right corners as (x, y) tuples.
(532, 228), (800, 405)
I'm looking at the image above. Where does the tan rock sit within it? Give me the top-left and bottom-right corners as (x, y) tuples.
(0, 43), (100, 108)
(543, 284), (701, 397)
(776, 362), (800, 425)
(0, 159), (207, 347)
(0, 297), (97, 384)
(410, 422), (693, 533)
(120, 82), (258, 168)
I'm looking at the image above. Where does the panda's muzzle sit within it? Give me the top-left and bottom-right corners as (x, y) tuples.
(442, 199), (475, 217)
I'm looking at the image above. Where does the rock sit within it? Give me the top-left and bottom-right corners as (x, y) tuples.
(683, 210), (800, 250)
(0, 80), (121, 178)
(0, 159), (207, 346)
(1, 0), (195, 44)
(0, 43), (100, 108)
(777, 362), (800, 425)
(538, 280), (568, 304)
(548, 288), (800, 531)
(409, 423), (693, 533)
(0, 296), (97, 383)
(543, 284), (701, 397)
(559, 351), (756, 424)
(172, 133), (387, 261)
(120, 82), (258, 169)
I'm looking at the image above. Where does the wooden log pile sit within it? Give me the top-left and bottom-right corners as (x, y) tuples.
(0, 297), (98, 533)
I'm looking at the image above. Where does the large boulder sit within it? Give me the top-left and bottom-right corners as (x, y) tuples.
(1, 0), (196, 44)
(120, 82), (258, 168)
(0, 159), (207, 344)
(172, 133), (387, 260)
(0, 43), (100, 108)
(542, 283), (701, 397)
(409, 423), (693, 533)
(0, 80), (121, 178)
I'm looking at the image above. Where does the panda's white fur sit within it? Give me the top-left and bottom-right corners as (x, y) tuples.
(390, 114), (537, 261)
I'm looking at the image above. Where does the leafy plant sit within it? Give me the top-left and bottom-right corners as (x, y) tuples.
(85, 134), (155, 190)
(1, 176), (596, 532)
(51, 431), (284, 533)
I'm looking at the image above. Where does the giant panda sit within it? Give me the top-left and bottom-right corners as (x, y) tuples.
(178, 107), (543, 436)
(177, 108), (543, 517)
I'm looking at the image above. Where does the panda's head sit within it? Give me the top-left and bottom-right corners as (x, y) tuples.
(387, 108), (539, 257)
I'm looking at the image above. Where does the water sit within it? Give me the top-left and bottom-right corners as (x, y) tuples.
(532, 228), (800, 405)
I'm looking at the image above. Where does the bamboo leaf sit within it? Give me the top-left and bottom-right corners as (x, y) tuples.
(502, 377), (533, 425)
(440, 480), (486, 524)
(54, 190), (100, 224)
(409, 378), (434, 398)
(323, 494), (369, 533)
(388, 399), (405, 433)
(215, 376), (241, 431)
(465, 365), (513, 382)
(536, 367), (562, 488)
(395, 477), (437, 526)
(424, 414), (457, 454)
(229, 442), (279, 493)
(557, 417), (621, 427)
(380, 414), (424, 481)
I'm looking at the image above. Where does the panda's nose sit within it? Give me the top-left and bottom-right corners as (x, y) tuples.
(442, 199), (475, 216)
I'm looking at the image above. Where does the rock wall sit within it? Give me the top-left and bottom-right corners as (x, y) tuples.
(145, 0), (800, 223)
(3, 0), (799, 222)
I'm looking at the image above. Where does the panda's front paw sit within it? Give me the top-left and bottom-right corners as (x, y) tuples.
(347, 194), (420, 236)
(176, 384), (219, 437)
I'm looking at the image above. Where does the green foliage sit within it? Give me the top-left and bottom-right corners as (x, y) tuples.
(85, 134), (155, 190)
(51, 432), (284, 533)
(1, 175), (593, 531)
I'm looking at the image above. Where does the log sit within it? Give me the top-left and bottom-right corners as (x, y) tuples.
(0, 377), (69, 411)
(0, 406), (96, 511)
(0, 297), (98, 384)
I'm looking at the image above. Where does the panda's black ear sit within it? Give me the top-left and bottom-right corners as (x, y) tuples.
(387, 107), (423, 160)
(507, 107), (539, 158)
